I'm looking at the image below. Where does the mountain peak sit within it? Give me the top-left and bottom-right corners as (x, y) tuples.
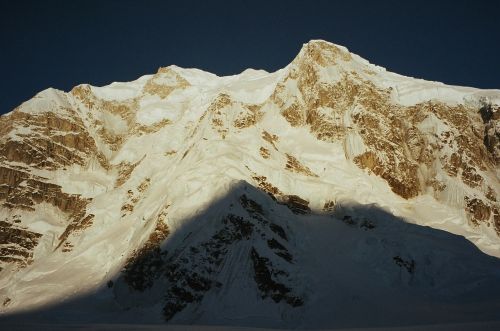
(0, 39), (499, 327)
(294, 39), (353, 67)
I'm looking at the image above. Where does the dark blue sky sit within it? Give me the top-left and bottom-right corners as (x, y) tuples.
(1, 0), (499, 114)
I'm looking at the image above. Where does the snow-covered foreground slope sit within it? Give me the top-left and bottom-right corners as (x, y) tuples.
(0, 40), (499, 329)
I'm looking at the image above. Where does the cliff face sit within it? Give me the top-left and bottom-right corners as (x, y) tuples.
(0, 40), (499, 326)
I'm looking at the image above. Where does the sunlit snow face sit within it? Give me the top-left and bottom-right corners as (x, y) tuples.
(0, 41), (499, 327)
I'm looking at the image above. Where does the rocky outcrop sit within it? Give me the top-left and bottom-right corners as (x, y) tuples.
(0, 166), (86, 212)
(480, 102), (500, 164)
(285, 153), (318, 177)
(0, 219), (42, 271)
(123, 208), (170, 291)
(144, 67), (190, 99)
(250, 247), (303, 306)
(234, 104), (263, 129)
(0, 107), (98, 170)
(0, 164), (91, 254)
(0, 95), (99, 264)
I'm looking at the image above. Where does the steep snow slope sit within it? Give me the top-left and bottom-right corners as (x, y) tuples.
(0, 40), (499, 328)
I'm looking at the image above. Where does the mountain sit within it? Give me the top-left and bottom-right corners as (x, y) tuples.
(0, 40), (499, 329)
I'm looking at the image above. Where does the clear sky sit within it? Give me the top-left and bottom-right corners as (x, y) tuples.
(0, 0), (499, 114)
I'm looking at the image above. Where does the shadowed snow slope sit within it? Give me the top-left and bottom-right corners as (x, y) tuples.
(2, 183), (500, 329)
(0, 40), (499, 329)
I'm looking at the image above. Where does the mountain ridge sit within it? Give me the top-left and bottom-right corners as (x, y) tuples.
(0, 39), (499, 328)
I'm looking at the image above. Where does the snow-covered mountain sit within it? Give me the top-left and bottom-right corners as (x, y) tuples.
(0, 40), (499, 329)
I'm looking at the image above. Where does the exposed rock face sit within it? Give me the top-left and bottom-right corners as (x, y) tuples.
(0, 94), (98, 265)
(481, 102), (500, 164)
(0, 104), (97, 169)
(143, 67), (191, 99)
(270, 42), (499, 233)
(0, 40), (499, 325)
(0, 219), (42, 271)
(123, 207), (170, 291)
(0, 166), (83, 211)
